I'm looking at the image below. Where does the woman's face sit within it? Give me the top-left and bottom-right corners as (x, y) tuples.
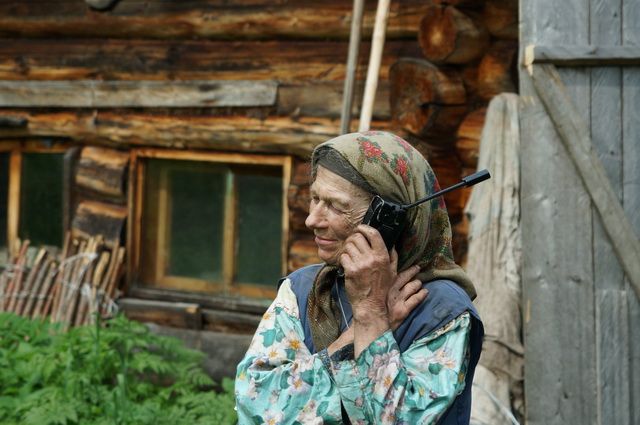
(305, 166), (372, 265)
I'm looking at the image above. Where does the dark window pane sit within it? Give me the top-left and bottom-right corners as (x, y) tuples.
(19, 153), (64, 247)
(167, 164), (225, 280)
(235, 169), (283, 285)
(140, 160), (225, 286)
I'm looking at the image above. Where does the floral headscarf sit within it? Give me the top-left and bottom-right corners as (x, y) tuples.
(307, 131), (476, 351)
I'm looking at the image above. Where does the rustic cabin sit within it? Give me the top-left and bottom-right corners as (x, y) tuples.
(0, 0), (638, 424)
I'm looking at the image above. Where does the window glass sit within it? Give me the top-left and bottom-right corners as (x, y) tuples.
(138, 157), (285, 293)
(19, 153), (64, 247)
(235, 168), (283, 285)
(167, 164), (225, 280)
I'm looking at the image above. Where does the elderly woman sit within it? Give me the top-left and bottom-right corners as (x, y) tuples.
(235, 131), (483, 424)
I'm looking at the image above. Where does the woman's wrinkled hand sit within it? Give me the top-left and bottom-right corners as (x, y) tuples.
(340, 224), (395, 319)
(386, 256), (428, 330)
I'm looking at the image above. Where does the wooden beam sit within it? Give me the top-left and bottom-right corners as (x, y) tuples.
(525, 44), (640, 66)
(0, 39), (421, 84)
(0, 80), (278, 108)
(7, 149), (21, 257)
(0, 110), (392, 157)
(528, 63), (640, 301)
(118, 298), (203, 330)
(127, 286), (271, 315)
(0, 0), (426, 41)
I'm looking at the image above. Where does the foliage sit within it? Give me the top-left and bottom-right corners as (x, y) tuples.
(0, 313), (237, 425)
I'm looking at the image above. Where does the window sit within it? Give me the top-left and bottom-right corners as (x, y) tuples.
(19, 153), (65, 247)
(0, 143), (67, 264)
(131, 150), (291, 298)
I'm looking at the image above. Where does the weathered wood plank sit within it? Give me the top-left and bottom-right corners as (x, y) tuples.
(524, 45), (640, 66)
(278, 81), (391, 119)
(0, 39), (421, 83)
(622, 1), (640, 422)
(466, 94), (523, 425)
(71, 200), (127, 244)
(520, 1), (597, 424)
(127, 286), (271, 315)
(0, 111), (392, 157)
(0, 80), (278, 108)
(590, 1), (631, 423)
(75, 146), (129, 200)
(529, 64), (640, 302)
(118, 298), (203, 330)
(0, 0), (427, 40)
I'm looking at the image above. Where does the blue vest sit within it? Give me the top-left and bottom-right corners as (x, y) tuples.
(283, 264), (484, 425)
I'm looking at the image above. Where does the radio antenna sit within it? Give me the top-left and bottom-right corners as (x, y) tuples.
(404, 169), (491, 210)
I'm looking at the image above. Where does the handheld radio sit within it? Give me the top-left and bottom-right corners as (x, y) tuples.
(361, 169), (491, 250)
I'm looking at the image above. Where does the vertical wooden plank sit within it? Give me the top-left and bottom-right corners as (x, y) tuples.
(7, 149), (21, 257)
(222, 171), (236, 293)
(281, 157), (292, 277)
(589, 1), (630, 424)
(622, 0), (640, 422)
(520, 0), (597, 424)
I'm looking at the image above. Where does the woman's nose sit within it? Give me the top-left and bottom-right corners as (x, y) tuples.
(305, 202), (325, 229)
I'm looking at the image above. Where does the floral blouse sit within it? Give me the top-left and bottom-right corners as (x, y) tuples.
(235, 278), (471, 425)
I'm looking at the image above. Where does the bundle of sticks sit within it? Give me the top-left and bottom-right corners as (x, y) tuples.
(0, 233), (125, 330)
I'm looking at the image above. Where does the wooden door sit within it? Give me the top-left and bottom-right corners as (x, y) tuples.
(519, 0), (640, 424)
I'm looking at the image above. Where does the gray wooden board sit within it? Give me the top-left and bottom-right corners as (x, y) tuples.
(623, 1), (640, 422)
(520, 0), (597, 424)
(590, 1), (630, 423)
(0, 80), (278, 108)
(525, 45), (640, 66)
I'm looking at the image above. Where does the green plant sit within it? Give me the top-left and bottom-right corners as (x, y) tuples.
(0, 313), (237, 425)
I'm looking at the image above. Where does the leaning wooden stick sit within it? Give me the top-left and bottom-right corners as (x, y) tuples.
(22, 256), (52, 318)
(32, 261), (57, 319)
(15, 248), (47, 316)
(5, 240), (30, 313)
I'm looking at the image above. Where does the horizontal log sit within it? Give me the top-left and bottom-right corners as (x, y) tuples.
(418, 5), (489, 64)
(75, 146), (129, 199)
(201, 308), (261, 334)
(390, 58), (467, 138)
(455, 108), (486, 168)
(0, 80), (278, 108)
(524, 44), (640, 66)
(482, 0), (518, 40)
(71, 200), (127, 243)
(0, 39), (422, 83)
(0, 0), (427, 40)
(127, 286), (271, 315)
(278, 81), (391, 119)
(0, 110), (392, 157)
(477, 40), (518, 100)
(118, 298), (203, 329)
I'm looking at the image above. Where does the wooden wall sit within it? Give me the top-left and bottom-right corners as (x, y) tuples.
(520, 0), (640, 424)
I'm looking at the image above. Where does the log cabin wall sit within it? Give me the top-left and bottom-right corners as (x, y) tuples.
(0, 1), (518, 344)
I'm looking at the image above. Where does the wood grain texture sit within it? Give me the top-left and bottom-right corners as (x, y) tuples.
(0, 80), (278, 108)
(0, 39), (421, 83)
(0, 111), (389, 157)
(524, 45), (640, 66)
(529, 64), (640, 302)
(520, 1), (597, 424)
(590, 1), (630, 423)
(622, 1), (640, 422)
(0, 0), (427, 40)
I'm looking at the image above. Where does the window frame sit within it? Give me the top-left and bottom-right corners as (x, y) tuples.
(128, 148), (292, 299)
(0, 141), (70, 259)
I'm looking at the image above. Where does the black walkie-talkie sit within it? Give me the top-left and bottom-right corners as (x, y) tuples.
(361, 169), (491, 250)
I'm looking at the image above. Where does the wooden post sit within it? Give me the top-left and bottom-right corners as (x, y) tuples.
(340, 0), (366, 134)
(358, 0), (391, 132)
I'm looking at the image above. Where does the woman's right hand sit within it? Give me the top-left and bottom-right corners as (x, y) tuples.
(386, 250), (428, 330)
